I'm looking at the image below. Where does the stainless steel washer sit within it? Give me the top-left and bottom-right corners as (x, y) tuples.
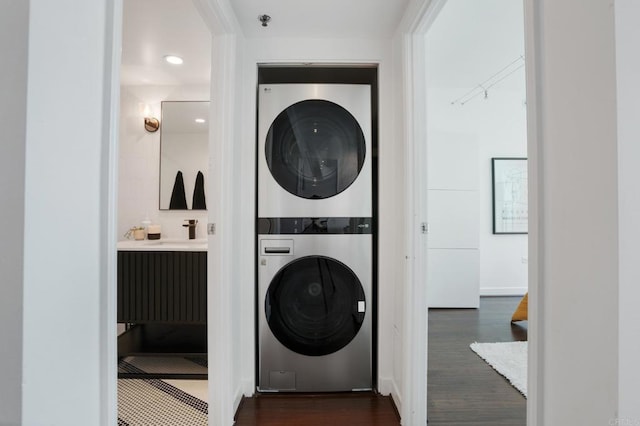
(258, 84), (372, 218)
(257, 229), (372, 392)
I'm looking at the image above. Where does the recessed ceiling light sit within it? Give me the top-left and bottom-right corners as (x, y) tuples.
(164, 55), (183, 65)
(195, 118), (206, 123)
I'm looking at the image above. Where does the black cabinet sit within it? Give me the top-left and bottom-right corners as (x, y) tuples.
(117, 250), (207, 323)
(117, 250), (207, 378)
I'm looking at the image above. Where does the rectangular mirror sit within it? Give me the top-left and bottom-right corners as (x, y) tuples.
(159, 101), (210, 210)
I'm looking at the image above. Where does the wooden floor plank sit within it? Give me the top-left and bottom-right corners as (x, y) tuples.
(427, 296), (528, 425)
(234, 393), (400, 426)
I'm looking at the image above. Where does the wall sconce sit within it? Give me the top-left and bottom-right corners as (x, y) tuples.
(143, 104), (160, 132)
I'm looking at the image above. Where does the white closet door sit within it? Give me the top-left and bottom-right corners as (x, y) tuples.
(427, 190), (479, 249)
(426, 131), (480, 307)
(427, 249), (480, 308)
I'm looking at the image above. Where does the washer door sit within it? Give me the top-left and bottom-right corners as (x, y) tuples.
(265, 100), (366, 200)
(265, 256), (366, 356)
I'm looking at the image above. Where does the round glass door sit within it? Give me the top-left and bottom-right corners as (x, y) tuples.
(265, 256), (366, 356)
(265, 100), (366, 199)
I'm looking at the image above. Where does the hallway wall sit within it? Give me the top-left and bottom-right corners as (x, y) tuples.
(531, 0), (619, 423)
(0, 1), (29, 423)
(20, 1), (116, 424)
(615, 0), (640, 421)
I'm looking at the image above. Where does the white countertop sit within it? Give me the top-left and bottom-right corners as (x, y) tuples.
(117, 238), (207, 252)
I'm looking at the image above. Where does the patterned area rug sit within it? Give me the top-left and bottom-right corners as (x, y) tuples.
(118, 359), (208, 425)
(118, 356), (207, 376)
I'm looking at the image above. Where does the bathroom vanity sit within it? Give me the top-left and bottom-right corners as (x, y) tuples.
(117, 239), (207, 378)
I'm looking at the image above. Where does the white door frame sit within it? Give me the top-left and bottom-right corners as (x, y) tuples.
(401, 0), (541, 424)
(193, 1), (242, 424)
(399, 1), (446, 424)
(100, 0), (122, 425)
(103, 0), (242, 424)
(399, 5), (433, 426)
(522, 1), (542, 423)
(104, 0), (122, 424)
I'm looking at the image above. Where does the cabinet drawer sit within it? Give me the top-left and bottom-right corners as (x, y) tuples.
(117, 251), (207, 323)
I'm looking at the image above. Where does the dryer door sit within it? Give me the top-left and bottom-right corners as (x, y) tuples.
(265, 255), (366, 356)
(265, 100), (366, 200)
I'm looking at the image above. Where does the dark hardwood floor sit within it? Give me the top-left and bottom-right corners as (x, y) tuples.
(234, 392), (400, 426)
(235, 296), (526, 425)
(428, 296), (528, 425)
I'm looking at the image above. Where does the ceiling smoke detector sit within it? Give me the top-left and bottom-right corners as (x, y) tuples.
(259, 14), (271, 27)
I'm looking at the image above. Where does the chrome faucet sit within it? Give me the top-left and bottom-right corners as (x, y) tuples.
(183, 219), (198, 239)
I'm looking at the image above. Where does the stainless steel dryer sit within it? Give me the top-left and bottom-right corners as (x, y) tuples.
(257, 221), (372, 392)
(258, 84), (372, 218)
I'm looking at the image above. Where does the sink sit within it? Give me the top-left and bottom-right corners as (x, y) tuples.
(144, 239), (207, 245)
(117, 238), (207, 252)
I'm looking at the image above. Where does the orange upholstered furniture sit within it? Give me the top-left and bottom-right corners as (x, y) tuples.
(511, 293), (528, 322)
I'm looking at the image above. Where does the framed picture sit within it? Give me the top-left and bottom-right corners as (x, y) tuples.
(492, 158), (528, 234)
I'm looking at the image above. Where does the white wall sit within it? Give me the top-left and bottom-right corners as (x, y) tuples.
(21, 0), (117, 424)
(118, 85), (209, 241)
(0, 1), (28, 423)
(530, 0), (619, 423)
(236, 37), (404, 406)
(428, 88), (528, 296)
(615, 0), (640, 422)
(475, 91), (527, 295)
(426, 0), (527, 298)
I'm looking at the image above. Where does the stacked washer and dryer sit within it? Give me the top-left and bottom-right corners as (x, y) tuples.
(257, 83), (373, 392)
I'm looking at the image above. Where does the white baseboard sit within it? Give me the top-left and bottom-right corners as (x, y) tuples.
(377, 376), (393, 396)
(241, 378), (254, 396)
(232, 379), (254, 422)
(232, 385), (243, 418)
(480, 287), (528, 296)
(377, 377), (402, 423)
